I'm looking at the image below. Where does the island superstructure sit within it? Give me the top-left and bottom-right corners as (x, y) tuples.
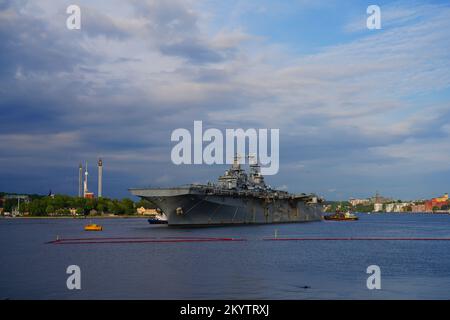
(130, 157), (324, 226)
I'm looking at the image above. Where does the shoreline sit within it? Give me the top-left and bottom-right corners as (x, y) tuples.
(2, 212), (449, 220)
(0, 215), (148, 219)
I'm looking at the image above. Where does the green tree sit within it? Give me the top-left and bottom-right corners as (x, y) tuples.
(85, 199), (95, 212)
(136, 198), (155, 209)
(354, 203), (374, 213)
(74, 197), (86, 209)
(4, 199), (16, 212)
(106, 199), (123, 215)
(96, 198), (107, 214)
(121, 198), (135, 215)
(20, 202), (29, 214)
(46, 205), (55, 215)
(55, 208), (70, 215)
(1, 193), (145, 216)
(28, 199), (46, 216)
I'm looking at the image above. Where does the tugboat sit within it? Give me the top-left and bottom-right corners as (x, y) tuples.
(148, 211), (168, 225)
(324, 210), (358, 221)
(147, 218), (168, 225)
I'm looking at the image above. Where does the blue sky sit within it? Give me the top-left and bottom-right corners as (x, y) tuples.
(0, 0), (449, 200)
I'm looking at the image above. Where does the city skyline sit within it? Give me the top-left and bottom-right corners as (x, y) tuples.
(1, 0), (450, 200)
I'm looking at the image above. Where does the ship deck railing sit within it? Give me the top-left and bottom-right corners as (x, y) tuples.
(131, 185), (319, 202)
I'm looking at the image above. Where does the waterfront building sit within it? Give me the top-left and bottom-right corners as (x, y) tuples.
(411, 204), (426, 213)
(394, 203), (410, 212)
(383, 202), (413, 213)
(349, 198), (371, 206)
(136, 207), (158, 216)
(374, 203), (384, 212)
(433, 193), (449, 202)
(385, 203), (395, 212)
(425, 193), (449, 212)
(84, 192), (95, 199)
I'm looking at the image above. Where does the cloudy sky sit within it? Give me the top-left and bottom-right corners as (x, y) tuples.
(1, 0), (449, 200)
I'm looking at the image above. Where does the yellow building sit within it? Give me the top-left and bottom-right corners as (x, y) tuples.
(136, 207), (158, 216)
(433, 193), (448, 202)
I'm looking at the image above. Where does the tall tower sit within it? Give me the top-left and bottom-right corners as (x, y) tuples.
(78, 163), (83, 197)
(84, 161), (88, 197)
(98, 158), (103, 198)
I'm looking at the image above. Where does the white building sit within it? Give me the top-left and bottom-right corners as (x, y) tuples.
(394, 203), (410, 212)
(383, 202), (412, 213)
(349, 198), (371, 206)
(374, 203), (384, 212)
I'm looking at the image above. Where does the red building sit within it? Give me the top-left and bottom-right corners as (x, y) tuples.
(84, 192), (95, 199)
(425, 193), (449, 211)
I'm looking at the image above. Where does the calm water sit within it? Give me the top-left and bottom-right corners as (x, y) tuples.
(0, 214), (449, 299)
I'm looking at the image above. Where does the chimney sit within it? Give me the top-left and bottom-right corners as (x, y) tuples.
(78, 163), (83, 197)
(98, 158), (103, 198)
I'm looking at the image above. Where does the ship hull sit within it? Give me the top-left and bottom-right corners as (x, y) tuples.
(131, 187), (323, 226)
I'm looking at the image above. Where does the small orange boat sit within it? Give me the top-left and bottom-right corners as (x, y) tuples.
(84, 223), (103, 231)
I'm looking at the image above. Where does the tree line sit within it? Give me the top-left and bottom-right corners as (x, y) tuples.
(1, 193), (154, 216)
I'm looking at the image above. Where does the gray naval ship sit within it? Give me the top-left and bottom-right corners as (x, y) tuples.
(130, 157), (324, 226)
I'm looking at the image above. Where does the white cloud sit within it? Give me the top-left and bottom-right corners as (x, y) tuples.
(1, 0), (450, 199)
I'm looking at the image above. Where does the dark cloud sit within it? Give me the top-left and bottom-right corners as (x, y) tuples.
(0, 8), (90, 76)
(0, 1), (450, 201)
(130, 0), (228, 64)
